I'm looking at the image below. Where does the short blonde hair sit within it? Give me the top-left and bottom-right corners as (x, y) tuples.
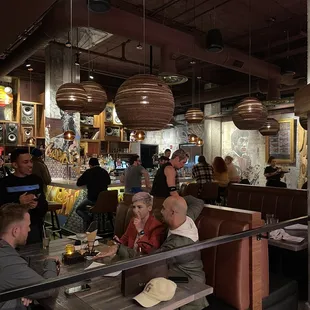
(132, 192), (153, 207)
(171, 149), (189, 161)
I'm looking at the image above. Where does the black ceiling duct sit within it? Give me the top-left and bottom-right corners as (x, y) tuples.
(206, 28), (224, 53)
(87, 0), (111, 13)
(281, 57), (296, 76)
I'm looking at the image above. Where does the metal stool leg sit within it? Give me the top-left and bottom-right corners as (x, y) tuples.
(108, 213), (114, 231)
(50, 211), (56, 239)
(54, 212), (62, 238)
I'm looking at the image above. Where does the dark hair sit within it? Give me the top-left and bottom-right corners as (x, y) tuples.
(213, 156), (227, 173)
(10, 148), (29, 163)
(0, 203), (30, 236)
(129, 155), (139, 165)
(198, 155), (207, 165)
(31, 148), (43, 158)
(89, 157), (99, 166)
(159, 156), (169, 161)
(164, 149), (171, 153)
(267, 156), (275, 164)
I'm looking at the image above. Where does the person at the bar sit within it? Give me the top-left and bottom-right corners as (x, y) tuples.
(213, 156), (229, 202)
(158, 155), (169, 166)
(151, 149), (188, 198)
(0, 203), (60, 309)
(0, 149), (47, 244)
(122, 155), (151, 193)
(76, 157), (111, 230)
(225, 155), (240, 183)
(264, 156), (287, 188)
(0, 156), (10, 179)
(110, 192), (166, 256)
(192, 155), (213, 184)
(31, 148), (51, 194)
(164, 148), (171, 159)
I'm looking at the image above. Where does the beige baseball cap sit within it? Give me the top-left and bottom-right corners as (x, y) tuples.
(133, 277), (177, 308)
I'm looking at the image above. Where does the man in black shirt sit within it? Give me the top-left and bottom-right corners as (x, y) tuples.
(151, 149), (189, 198)
(76, 158), (111, 228)
(0, 149), (48, 244)
(264, 156), (287, 188)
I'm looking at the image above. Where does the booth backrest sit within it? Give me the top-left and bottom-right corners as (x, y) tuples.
(196, 215), (250, 309)
(197, 206), (269, 310)
(115, 196), (269, 310)
(227, 184), (307, 221)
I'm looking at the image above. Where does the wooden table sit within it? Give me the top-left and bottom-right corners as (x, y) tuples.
(268, 229), (307, 252)
(19, 238), (213, 310)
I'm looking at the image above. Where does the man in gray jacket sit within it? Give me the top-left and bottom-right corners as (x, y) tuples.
(0, 203), (59, 309)
(158, 195), (208, 310)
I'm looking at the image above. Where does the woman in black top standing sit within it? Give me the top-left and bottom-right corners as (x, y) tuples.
(264, 156), (286, 188)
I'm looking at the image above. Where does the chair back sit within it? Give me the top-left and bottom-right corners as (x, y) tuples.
(185, 183), (200, 197)
(90, 190), (118, 214)
(200, 182), (219, 200)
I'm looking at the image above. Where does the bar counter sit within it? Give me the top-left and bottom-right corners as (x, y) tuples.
(46, 177), (194, 233)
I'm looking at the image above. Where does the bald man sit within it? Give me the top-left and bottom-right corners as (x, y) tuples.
(158, 195), (208, 310)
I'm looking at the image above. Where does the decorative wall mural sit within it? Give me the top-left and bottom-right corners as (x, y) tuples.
(297, 122), (307, 188)
(0, 85), (13, 121)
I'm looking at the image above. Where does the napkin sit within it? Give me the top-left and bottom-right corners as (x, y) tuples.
(84, 262), (105, 270)
(75, 240), (99, 251)
(68, 235), (102, 241)
(104, 271), (122, 277)
(269, 229), (305, 243)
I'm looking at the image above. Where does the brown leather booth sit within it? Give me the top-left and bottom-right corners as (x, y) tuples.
(115, 195), (269, 310)
(227, 184), (307, 221)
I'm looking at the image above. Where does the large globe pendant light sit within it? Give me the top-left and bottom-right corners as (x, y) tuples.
(185, 108), (204, 124)
(56, 83), (87, 113)
(232, 97), (267, 130)
(259, 118), (279, 136)
(81, 81), (107, 115)
(115, 74), (174, 130)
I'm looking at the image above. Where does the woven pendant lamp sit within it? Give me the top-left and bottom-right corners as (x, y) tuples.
(185, 108), (204, 124)
(259, 118), (280, 136)
(81, 81), (108, 115)
(232, 97), (267, 130)
(56, 83), (88, 113)
(299, 116), (307, 130)
(115, 74), (174, 130)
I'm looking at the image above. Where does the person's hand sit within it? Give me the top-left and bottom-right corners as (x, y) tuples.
(133, 215), (143, 233)
(113, 235), (121, 243)
(19, 192), (36, 205)
(21, 297), (32, 307)
(93, 245), (118, 259)
(47, 257), (61, 275)
(28, 200), (38, 209)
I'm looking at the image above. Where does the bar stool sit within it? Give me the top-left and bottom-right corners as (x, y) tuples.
(45, 201), (62, 238)
(89, 190), (118, 235)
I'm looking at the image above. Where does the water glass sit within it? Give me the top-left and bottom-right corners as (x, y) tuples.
(266, 214), (274, 225)
(43, 237), (50, 249)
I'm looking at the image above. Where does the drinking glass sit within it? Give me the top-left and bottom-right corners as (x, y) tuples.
(266, 214), (274, 225)
(42, 237), (50, 249)
(76, 233), (87, 249)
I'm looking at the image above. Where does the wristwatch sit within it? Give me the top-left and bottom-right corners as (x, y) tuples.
(139, 230), (145, 236)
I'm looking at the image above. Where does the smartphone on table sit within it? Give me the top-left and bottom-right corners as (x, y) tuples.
(64, 284), (91, 296)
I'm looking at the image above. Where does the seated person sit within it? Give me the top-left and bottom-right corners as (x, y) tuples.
(113, 192), (166, 256)
(264, 156), (287, 188)
(0, 203), (60, 309)
(224, 155), (240, 183)
(76, 158), (111, 230)
(95, 195), (208, 310)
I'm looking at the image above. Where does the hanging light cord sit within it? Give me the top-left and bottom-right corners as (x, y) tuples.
(143, 0), (146, 74)
(88, 0), (91, 78)
(29, 71), (32, 102)
(70, 0), (73, 83)
(192, 66), (196, 107)
(248, 0), (252, 97)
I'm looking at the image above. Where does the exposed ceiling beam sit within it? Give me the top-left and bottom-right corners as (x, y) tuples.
(76, 3), (280, 79)
(266, 46), (307, 61)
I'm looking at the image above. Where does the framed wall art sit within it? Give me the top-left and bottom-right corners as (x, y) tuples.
(265, 118), (295, 164)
